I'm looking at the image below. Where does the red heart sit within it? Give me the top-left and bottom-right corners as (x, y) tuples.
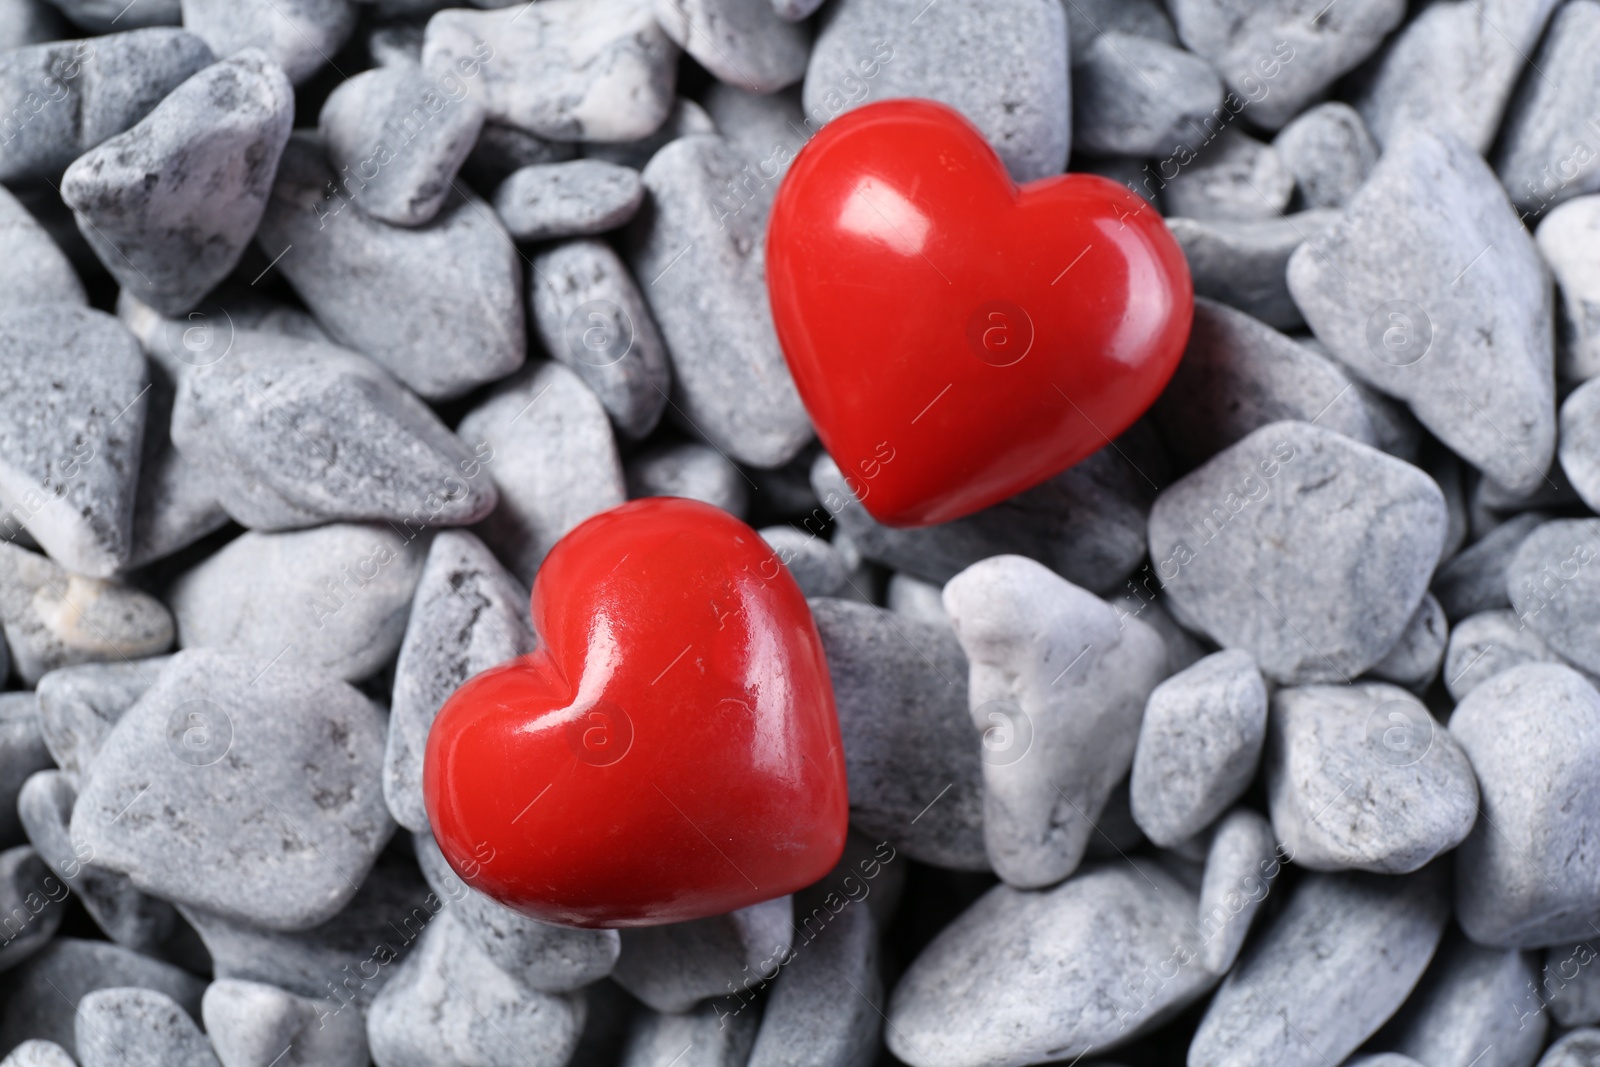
(768, 98), (1193, 527)
(424, 498), (848, 927)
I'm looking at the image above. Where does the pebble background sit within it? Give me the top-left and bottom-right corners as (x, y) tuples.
(0, 0), (1596, 1065)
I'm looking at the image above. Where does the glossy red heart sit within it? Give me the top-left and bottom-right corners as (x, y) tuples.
(768, 98), (1193, 527)
(424, 497), (848, 928)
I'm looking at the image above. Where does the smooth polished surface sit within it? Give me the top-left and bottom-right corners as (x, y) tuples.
(768, 98), (1194, 527)
(424, 497), (849, 928)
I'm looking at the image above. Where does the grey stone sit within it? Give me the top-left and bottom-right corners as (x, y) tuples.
(1266, 683), (1477, 874)
(1451, 664), (1600, 947)
(18, 770), (176, 953)
(1130, 649), (1267, 849)
(1289, 128), (1557, 493)
(319, 63), (485, 227)
(1189, 867), (1449, 1067)
(497, 161), (644, 241)
(0, 696), (52, 844)
(1428, 445), (1471, 561)
(621, 1000), (757, 1067)
(1494, 1), (1600, 213)
(465, 122), (577, 187)
(256, 134), (525, 402)
(655, 0), (808, 93)
(457, 361), (626, 586)
(760, 526), (847, 597)
(1444, 609), (1568, 702)
(612, 896), (792, 1013)
(72, 648), (394, 931)
(1354, 381), (1425, 464)
(527, 239), (670, 440)
(0, 1042), (75, 1067)
(1433, 511), (1547, 621)
(1162, 130), (1295, 222)
(1153, 298), (1375, 466)
(1355, 0), (1562, 153)
(75, 987), (218, 1067)
(1062, 0), (1176, 63)
(1545, 941), (1600, 1027)
(1195, 808), (1282, 974)
(60, 51), (293, 318)
(366, 907), (586, 1067)
(806, 0), (1068, 182)
(0, 1), (66, 49)
(1367, 592), (1449, 690)
(809, 598), (985, 870)
(582, 98), (714, 170)
(1385, 934), (1546, 1067)
(203, 979), (368, 1067)
(422, 0), (677, 143)
(414, 833), (619, 992)
(1070, 33), (1223, 159)
(0, 29), (214, 183)
(367, 22), (425, 68)
(1538, 1029), (1600, 1067)
(1114, 589), (1208, 678)
(943, 555), (1166, 889)
(1272, 102), (1379, 209)
(1508, 520), (1600, 675)
(166, 524), (427, 683)
(1148, 421), (1447, 684)
(0, 542), (174, 687)
(1537, 196), (1600, 381)
(0, 186), (84, 309)
(1170, 0), (1402, 130)
(36, 658), (167, 788)
(0, 305), (148, 577)
(385, 531), (533, 833)
(171, 330), (498, 531)
(118, 287), (332, 358)
(178, 0), (356, 85)
(42, 0), (179, 29)
(700, 82), (804, 186)
(887, 860), (1213, 1064)
(1167, 209), (1342, 331)
(0, 846), (64, 972)
(0, 939), (206, 1058)
(631, 134), (812, 468)
(886, 572), (947, 629)
(625, 442), (749, 518)
(1560, 379), (1600, 512)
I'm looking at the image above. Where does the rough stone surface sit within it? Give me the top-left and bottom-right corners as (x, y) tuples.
(621, 1000), (757, 1067)
(655, 0), (809, 94)
(1168, 210), (1341, 331)
(1443, 609), (1569, 702)
(612, 897), (791, 1013)
(582, 97), (713, 169)
(625, 442), (748, 518)
(1545, 942), (1600, 1027)
(1272, 102), (1379, 209)
(178, 0), (355, 85)
(0, 846), (64, 972)
(1385, 934), (1547, 1067)
(1508, 520), (1600, 675)
(0, 186), (84, 309)
(1560, 379), (1600, 513)
(1367, 592), (1449, 691)
(1538, 196), (1600, 381)
(1071, 33), (1222, 158)
(1537, 1029), (1600, 1067)
(1162, 130), (1296, 222)
(1493, 1), (1600, 213)
(1433, 511), (1547, 621)
(1196, 809), (1282, 975)
(0, 1042), (75, 1067)
(203, 978), (369, 1067)
(497, 160), (644, 240)
(75, 987), (219, 1067)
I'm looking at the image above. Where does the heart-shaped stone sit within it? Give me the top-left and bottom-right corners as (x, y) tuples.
(424, 498), (848, 927)
(767, 98), (1193, 527)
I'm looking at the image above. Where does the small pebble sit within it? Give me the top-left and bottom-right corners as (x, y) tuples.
(1062, 0), (1176, 62)
(466, 122), (577, 186)
(1433, 511), (1548, 621)
(1536, 195), (1600, 380)
(0, 694), (54, 843)
(1544, 941), (1600, 1027)
(1167, 210), (1339, 335)
(1196, 808), (1281, 974)
(497, 161), (645, 241)
(1507, 519), (1600, 675)
(699, 82), (804, 188)
(35, 658), (167, 788)
(1539, 1030), (1600, 1067)
(1559, 379), (1600, 513)
(0, 186), (84, 308)
(885, 572), (947, 628)
(1493, 0), (1600, 213)
(1272, 102), (1380, 209)
(178, 0), (356, 86)
(1366, 592), (1449, 691)
(1443, 608), (1569, 702)
(625, 442), (749, 518)
(0, 846), (65, 972)
(75, 987), (219, 1067)
(612, 896), (791, 1013)
(1070, 33), (1223, 158)
(0, 1042), (74, 1067)
(203, 978), (369, 1067)
(622, 1000), (756, 1067)
(654, 0), (809, 94)
(1385, 933), (1547, 1067)
(759, 526), (848, 598)
(1162, 130), (1296, 222)
(582, 98), (713, 170)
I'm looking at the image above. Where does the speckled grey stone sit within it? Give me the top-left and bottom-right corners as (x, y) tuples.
(1167, 210), (1341, 331)
(256, 134), (525, 402)
(655, 0), (808, 93)
(1494, 2), (1600, 212)
(625, 442), (748, 517)
(0, 29), (214, 183)
(1163, 130), (1295, 222)
(366, 907), (586, 1067)
(1189, 867), (1448, 1067)
(385, 532), (532, 833)
(630, 134), (812, 468)
(527, 239), (669, 441)
(18, 770), (175, 952)
(943, 556), (1166, 889)
(167, 524), (427, 683)
(1115, 590), (1208, 678)
(700, 82), (804, 186)
(1266, 683), (1477, 873)
(60, 51), (292, 318)
(1063, 0), (1176, 62)
(0, 696), (52, 845)
(422, 0), (677, 143)
(759, 526), (847, 598)
(1537, 196), (1600, 380)
(1536, 1028), (1600, 1066)
(1367, 592), (1448, 690)
(0, 305), (148, 578)
(0, 845), (64, 972)
(1153, 298), (1374, 465)
(0, 542), (173, 687)
(1385, 934), (1546, 1067)
(203, 979), (368, 1067)
(0, 939), (206, 1058)
(1196, 809), (1281, 975)
(1291, 127), (1556, 493)
(1508, 520), (1600, 675)
(496, 161), (644, 240)
(809, 597), (985, 870)
(1130, 650), (1267, 849)
(458, 361), (625, 586)
(72, 649), (393, 931)
(319, 63), (485, 227)
(178, 0), (355, 85)
(1444, 609), (1569, 702)
(1434, 512), (1547, 621)
(0, 186), (83, 309)
(1148, 421), (1447, 684)
(583, 98), (713, 170)
(76, 987), (218, 1067)
(622, 1000), (757, 1067)
(1272, 103), (1379, 210)
(1560, 380), (1600, 513)
(1452, 664), (1600, 947)
(806, 0), (1067, 182)
(36, 658), (167, 788)
(1070, 33), (1222, 158)
(612, 896), (791, 1013)
(0, 1041), (75, 1067)
(1544, 942), (1600, 1027)
(887, 861), (1213, 1065)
